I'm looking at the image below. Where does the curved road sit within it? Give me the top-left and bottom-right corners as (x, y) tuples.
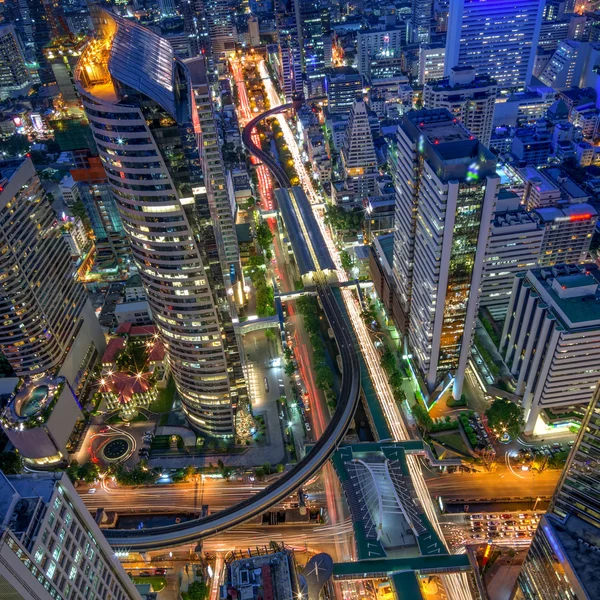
(105, 285), (359, 550)
(241, 103), (293, 188)
(104, 104), (359, 551)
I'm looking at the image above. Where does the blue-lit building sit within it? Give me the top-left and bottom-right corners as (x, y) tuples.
(445, 0), (544, 89)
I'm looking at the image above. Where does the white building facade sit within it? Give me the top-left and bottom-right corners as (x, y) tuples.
(501, 265), (600, 434)
(0, 472), (141, 600)
(445, 0), (544, 88)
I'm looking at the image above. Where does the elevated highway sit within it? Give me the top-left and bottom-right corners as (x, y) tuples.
(103, 104), (359, 552)
(105, 287), (359, 550)
(242, 103), (293, 188)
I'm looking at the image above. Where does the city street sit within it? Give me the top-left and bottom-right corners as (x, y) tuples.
(80, 478), (268, 514)
(425, 465), (560, 501)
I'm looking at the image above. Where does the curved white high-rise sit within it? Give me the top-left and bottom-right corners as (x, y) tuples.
(75, 7), (238, 436)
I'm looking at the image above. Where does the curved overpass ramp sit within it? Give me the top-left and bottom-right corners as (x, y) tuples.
(105, 285), (359, 550)
(242, 103), (293, 188)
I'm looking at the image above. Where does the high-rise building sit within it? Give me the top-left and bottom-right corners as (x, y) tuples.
(480, 193), (544, 322)
(445, 0), (544, 88)
(0, 159), (105, 465)
(70, 157), (130, 273)
(0, 24), (30, 97)
(501, 264), (600, 434)
(423, 67), (497, 146)
(76, 8), (243, 436)
(339, 97), (378, 204)
(356, 26), (405, 78)
(412, 0), (432, 43)
(186, 56), (242, 286)
(8, 0), (59, 84)
(294, 0), (329, 97)
(539, 40), (600, 91)
(248, 14), (261, 47)
(393, 109), (499, 400)
(417, 44), (446, 85)
(325, 67), (363, 116)
(206, 0), (235, 54)
(534, 204), (598, 266)
(0, 159), (88, 378)
(515, 386), (600, 599)
(0, 471), (141, 600)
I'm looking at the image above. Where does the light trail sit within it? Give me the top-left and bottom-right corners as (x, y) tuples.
(258, 60), (473, 600)
(209, 553), (224, 600)
(231, 58), (274, 210)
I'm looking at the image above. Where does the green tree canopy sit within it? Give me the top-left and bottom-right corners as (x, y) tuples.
(0, 451), (22, 474)
(485, 398), (524, 438)
(185, 581), (209, 600)
(255, 221), (274, 252)
(412, 404), (433, 432)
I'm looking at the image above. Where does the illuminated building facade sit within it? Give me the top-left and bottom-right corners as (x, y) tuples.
(339, 97), (378, 204)
(445, 0), (544, 88)
(0, 159), (105, 465)
(0, 25), (30, 97)
(480, 198), (544, 322)
(423, 67), (497, 146)
(534, 204), (598, 267)
(70, 157), (130, 273)
(76, 7), (241, 436)
(0, 159), (87, 377)
(356, 26), (405, 78)
(516, 386), (600, 599)
(412, 0), (432, 43)
(0, 472), (141, 600)
(325, 67), (363, 116)
(501, 264), (600, 434)
(393, 109), (498, 400)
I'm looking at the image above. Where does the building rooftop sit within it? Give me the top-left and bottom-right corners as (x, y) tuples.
(519, 165), (559, 194)
(402, 109), (497, 178)
(228, 551), (294, 600)
(534, 203), (597, 224)
(0, 472), (59, 532)
(527, 264), (600, 328)
(102, 337), (125, 364)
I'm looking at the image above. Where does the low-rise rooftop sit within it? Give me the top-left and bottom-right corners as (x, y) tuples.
(526, 264), (600, 328)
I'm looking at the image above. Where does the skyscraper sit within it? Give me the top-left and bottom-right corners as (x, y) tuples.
(8, 0), (59, 84)
(423, 67), (497, 146)
(0, 159), (105, 465)
(0, 159), (88, 378)
(293, 0), (329, 97)
(412, 0), (432, 43)
(338, 97), (378, 205)
(393, 109), (499, 400)
(186, 56), (242, 287)
(206, 0), (235, 54)
(324, 67), (363, 116)
(480, 194), (544, 322)
(0, 471), (141, 600)
(445, 0), (544, 88)
(76, 8), (242, 436)
(0, 25), (30, 97)
(70, 157), (131, 273)
(515, 385), (600, 599)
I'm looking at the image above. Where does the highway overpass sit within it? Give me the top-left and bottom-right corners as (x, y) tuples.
(103, 104), (360, 550)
